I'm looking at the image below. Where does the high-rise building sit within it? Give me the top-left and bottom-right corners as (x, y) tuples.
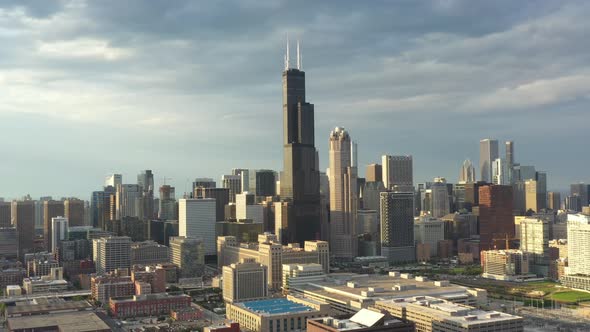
(570, 183), (590, 207)
(193, 178), (216, 191)
(255, 170), (276, 197)
(565, 195), (582, 212)
(43, 200), (64, 251)
(560, 214), (590, 291)
(430, 178), (450, 218)
(366, 163), (382, 183)
(116, 184), (142, 219)
(105, 174), (122, 188)
(479, 185), (513, 251)
(91, 187), (115, 229)
(279, 43), (321, 245)
(35, 197), (51, 231)
(505, 141), (514, 184)
(178, 198), (216, 256)
(491, 158), (508, 185)
(459, 159), (476, 184)
(158, 185), (176, 220)
(380, 191), (415, 263)
(479, 139), (499, 183)
(414, 217), (445, 257)
(0, 227), (18, 259)
(12, 200), (35, 260)
(535, 171), (547, 211)
(0, 201), (11, 227)
(93, 236), (131, 275)
(381, 155), (413, 190)
(519, 217), (549, 277)
(51, 217), (68, 254)
(195, 187), (229, 221)
(170, 236), (205, 278)
(236, 193), (264, 224)
(223, 258), (268, 303)
(64, 198), (85, 227)
(548, 191), (561, 211)
(328, 127), (358, 260)
(222, 175), (242, 203)
(137, 170), (155, 219)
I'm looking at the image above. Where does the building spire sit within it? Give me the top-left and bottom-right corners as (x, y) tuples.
(285, 36), (290, 70)
(297, 39), (302, 70)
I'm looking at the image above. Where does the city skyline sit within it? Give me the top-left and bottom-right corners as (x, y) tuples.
(1, 1), (589, 198)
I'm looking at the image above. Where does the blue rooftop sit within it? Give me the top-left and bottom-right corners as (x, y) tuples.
(241, 298), (314, 315)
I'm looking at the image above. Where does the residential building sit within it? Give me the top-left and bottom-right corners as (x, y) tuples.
(43, 200), (64, 251)
(481, 250), (532, 281)
(93, 236), (131, 275)
(170, 236), (205, 278)
(380, 191), (415, 263)
(91, 273), (135, 304)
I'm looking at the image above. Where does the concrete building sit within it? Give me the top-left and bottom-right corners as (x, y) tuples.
(414, 217), (445, 257)
(0, 201), (12, 227)
(307, 309), (414, 332)
(170, 236), (205, 278)
(196, 187), (230, 222)
(109, 293), (191, 319)
(93, 236), (131, 275)
(217, 234), (329, 290)
(329, 127), (358, 260)
(479, 139), (499, 183)
(50, 216), (68, 254)
(223, 258), (268, 303)
(222, 174), (242, 203)
(282, 263), (325, 292)
(205, 322), (241, 332)
(225, 296), (331, 332)
(43, 200), (64, 252)
(130, 240), (170, 266)
(481, 250), (532, 281)
(366, 164), (382, 183)
(91, 273), (135, 303)
(179, 198), (216, 256)
(374, 296), (523, 332)
(380, 191), (415, 263)
(236, 192), (264, 224)
(381, 155), (413, 190)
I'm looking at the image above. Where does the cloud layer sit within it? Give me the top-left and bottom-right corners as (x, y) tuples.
(0, 0), (588, 198)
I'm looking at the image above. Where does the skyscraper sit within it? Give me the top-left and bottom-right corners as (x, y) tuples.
(105, 174), (122, 188)
(178, 198), (216, 256)
(491, 158), (508, 185)
(430, 178), (450, 218)
(505, 141), (514, 184)
(365, 164), (382, 183)
(459, 159), (475, 183)
(222, 175), (242, 203)
(137, 170), (155, 219)
(170, 236), (205, 278)
(93, 236), (131, 275)
(380, 190), (415, 263)
(158, 185), (176, 220)
(548, 191), (561, 211)
(43, 200), (64, 251)
(570, 183), (590, 207)
(479, 184), (513, 251)
(328, 127), (358, 260)
(0, 201), (11, 227)
(64, 198), (85, 227)
(255, 170), (276, 197)
(12, 200), (35, 260)
(279, 41), (321, 245)
(51, 217), (68, 254)
(381, 155), (413, 190)
(479, 139), (499, 183)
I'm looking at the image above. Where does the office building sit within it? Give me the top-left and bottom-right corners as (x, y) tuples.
(226, 296), (331, 332)
(459, 159), (475, 184)
(414, 217), (445, 257)
(256, 169), (277, 197)
(430, 178), (449, 218)
(217, 234), (329, 290)
(130, 241), (170, 266)
(195, 187), (230, 221)
(570, 183), (590, 207)
(282, 263), (326, 292)
(374, 296), (523, 332)
(236, 192), (264, 223)
(91, 188), (114, 229)
(216, 219), (264, 243)
(505, 140), (514, 178)
(366, 164), (382, 183)
(222, 175), (242, 203)
(328, 127), (358, 260)
(91, 273), (134, 303)
(105, 174), (122, 188)
(137, 170), (155, 219)
(280, 47), (322, 246)
(51, 217), (68, 254)
(223, 258), (268, 303)
(548, 191), (561, 211)
(481, 250), (532, 281)
(12, 200), (35, 260)
(93, 236), (131, 275)
(43, 200), (64, 251)
(380, 191), (415, 263)
(116, 184), (142, 219)
(491, 158), (508, 185)
(178, 198), (216, 255)
(381, 155), (413, 190)
(479, 185), (513, 251)
(519, 217), (549, 276)
(479, 139), (499, 183)
(158, 185), (176, 220)
(64, 198), (85, 227)
(170, 236), (205, 278)
(193, 178), (216, 191)
(0, 228), (18, 259)
(0, 201), (11, 227)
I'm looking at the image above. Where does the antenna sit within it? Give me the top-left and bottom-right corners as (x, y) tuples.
(297, 39), (301, 70)
(285, 36), (290, 70)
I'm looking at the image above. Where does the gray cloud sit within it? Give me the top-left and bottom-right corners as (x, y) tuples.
(0, 0), (588, 198)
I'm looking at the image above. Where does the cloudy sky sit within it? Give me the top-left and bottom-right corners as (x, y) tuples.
(0, 0), (588, 199)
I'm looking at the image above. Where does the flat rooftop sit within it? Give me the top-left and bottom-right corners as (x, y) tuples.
(240, 298), (315, 315)
(6, 300), (92, 316)
(7, 311), (110, 332)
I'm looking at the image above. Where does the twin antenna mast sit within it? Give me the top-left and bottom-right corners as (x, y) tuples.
(284, 38), (302, 70)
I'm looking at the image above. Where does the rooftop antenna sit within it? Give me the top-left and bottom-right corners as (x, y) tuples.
(297, 39), (302, 70)
(285, 36), (290, 70)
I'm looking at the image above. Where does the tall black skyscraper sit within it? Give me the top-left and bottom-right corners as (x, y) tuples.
(280, 41), (321, 244)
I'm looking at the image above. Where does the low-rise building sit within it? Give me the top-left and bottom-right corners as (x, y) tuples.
(282, 263), (326, 292)
(171, 306), (203, 321)
(109, 293), (191, 319)
(225, 296), (331, 332)
(6, 311), (111, 332)
(130, 240), (170, 266)
(373, 296), (523, 332)
(91, 274), (134, 304)
(307, 308), (414, 332)
(5, 285), (22, 296)
(204, 322), (241, 332)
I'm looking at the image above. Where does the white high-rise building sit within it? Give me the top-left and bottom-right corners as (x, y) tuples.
(382, 155), (413, 190)
(236, 192), (264, 224)
(51, 216), (68, 254)
(479, 139), (499, 183)
(105, 174), (122, 188)
(328, 127), (358, 259)
(430, 178), (449, 218)
(566, 214), (590, 276)
(492, 158), (508, 185)
(459, 159), (476, 183)
(179, 198), (217, 255)
(93, 236), (131, 275)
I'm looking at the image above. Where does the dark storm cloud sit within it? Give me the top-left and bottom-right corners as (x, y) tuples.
(0, 0), (588, 198)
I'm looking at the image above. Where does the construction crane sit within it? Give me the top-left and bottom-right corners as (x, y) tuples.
(491, 233), (518, 250)
(160, 177), (172, 185)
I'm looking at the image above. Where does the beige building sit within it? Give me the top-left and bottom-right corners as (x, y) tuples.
(481, 250), (532, 281)
(217, 233), (329, 290)
(282, 263), (325, 292)
(223, 258), (268, 303)
(93, 236), (131, 275)
(373, 296), (523, 332)
(170, 236), (205, 278)
(524, 180), (539, 212)
(562, 214), (590, 291)
(131, 240), (170, 266)
(365, 164), (382, 183)
(226, 296), (331, 332)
